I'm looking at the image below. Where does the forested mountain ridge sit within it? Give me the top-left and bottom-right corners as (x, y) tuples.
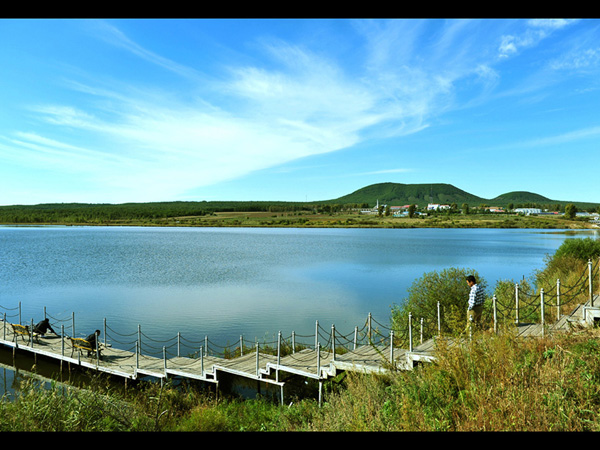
(0, 182), (597, 224)
(324, 183), (595, 209)
(325, 183), (483, 206)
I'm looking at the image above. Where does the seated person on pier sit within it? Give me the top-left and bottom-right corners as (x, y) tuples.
(85, 330), (102, 357)
(33, 318), (58, 337)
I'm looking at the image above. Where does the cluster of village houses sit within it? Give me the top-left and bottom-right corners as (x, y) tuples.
(360, 201), (599, 221)
(360, 200), (507, 217)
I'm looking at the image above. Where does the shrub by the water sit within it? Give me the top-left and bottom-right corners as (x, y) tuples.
(391, 267), (487, 341)
(553, 237), (600, 262)
(2, 235), (600, 431)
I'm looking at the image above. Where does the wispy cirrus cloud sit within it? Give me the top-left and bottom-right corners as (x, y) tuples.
(89, 20), (204, 82)
(1, 19), (592, 204)
(6, 21), (444, 201)
(498, 19), (577, 58)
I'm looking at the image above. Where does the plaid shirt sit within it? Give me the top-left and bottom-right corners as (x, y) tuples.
(468, 284), (485, 310)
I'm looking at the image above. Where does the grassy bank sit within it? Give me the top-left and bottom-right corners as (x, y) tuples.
(2, 326), (600, 431)
(2, 238), (599, 431)
(160, 210), (596, 229)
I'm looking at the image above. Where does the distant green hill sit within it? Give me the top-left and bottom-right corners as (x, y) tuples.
(490, 191), (553, 205)
(324, 183), (599, 209)
(0, 183), (597, 225)
(326, 183), (484, 206)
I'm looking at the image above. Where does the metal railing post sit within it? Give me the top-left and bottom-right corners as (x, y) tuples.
(437, 301), (441, 336)
(469, 316), (473, 341)
(557, 279), (561, 321)
(589, 259), (593, 305)
(256, 342), (259, 377)
(540, 288), (545, 338)
(408, 312), (413, 352)
(331, 324), (336, 361)
(316, 343), (321, 377)
(390, 330), (394, 363)
(493, 295), (497, 335)
(515, 283), (520, 325)
(276, 331), (281, 383)
(200, 345), (204, 375)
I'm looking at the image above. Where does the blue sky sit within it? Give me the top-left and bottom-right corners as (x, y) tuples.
(1, 18), (599, 205)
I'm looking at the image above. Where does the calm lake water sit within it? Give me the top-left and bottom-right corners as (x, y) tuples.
(0, 226), (592, 348)
(0, 225), (595, 396)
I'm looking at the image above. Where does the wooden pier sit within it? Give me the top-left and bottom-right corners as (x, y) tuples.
(3, 296), (597, 402)
(0, 316), (420, 404)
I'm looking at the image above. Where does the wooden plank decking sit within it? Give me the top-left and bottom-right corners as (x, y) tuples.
(1, 295), (598, 399)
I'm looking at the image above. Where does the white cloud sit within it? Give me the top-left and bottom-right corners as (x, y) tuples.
(550, 47), (600, 71)
(89, 20), (203, 82)
(5, 23), (455, 203)
(523, 125), (600, 148)
(527, 19), (576, 30)
(498, 19), (577, 59)
(3, 19), (592, 204)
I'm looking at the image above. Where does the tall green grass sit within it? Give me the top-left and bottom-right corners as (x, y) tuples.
(3, 327), (600, 431)
(2, 237), (600, 431)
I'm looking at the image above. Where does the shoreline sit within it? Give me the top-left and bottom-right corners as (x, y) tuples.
(0, 214), (598, 230)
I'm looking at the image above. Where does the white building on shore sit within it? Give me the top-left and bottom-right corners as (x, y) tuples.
(514, 208), (542, 215)
(427, 203), (451, 211)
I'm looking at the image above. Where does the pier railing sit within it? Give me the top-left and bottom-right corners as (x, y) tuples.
(1, 258), (598, 370)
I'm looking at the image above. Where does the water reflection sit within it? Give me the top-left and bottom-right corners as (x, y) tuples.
(0, 226), (594, 396)
(0, 227), (589, 345)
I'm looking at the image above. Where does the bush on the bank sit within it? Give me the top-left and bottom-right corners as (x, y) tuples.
(536, 237), (600, 299)
(391, 267), (487, 341)
(553, 237), (600, 262)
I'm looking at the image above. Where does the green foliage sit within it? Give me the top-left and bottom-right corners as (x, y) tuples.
(533, 237), (600, 309)
(564, 203), (578, 219)
(391, 267), (487, 339)
(331, 182), (485, 208)
(308, 330), (600, 431)
(328, 183), (599, 210)
(408, 204), (416, 218)
(0, 201), (316, 224)
(5, 330), (600, 431)
(3, 240), (600, 431)
(553, 237), (600, 262)
(0, 379), (136, 431)
(0, 183), (598, 226)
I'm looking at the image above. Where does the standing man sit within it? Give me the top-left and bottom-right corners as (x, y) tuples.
(466, 275), (485, 331)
